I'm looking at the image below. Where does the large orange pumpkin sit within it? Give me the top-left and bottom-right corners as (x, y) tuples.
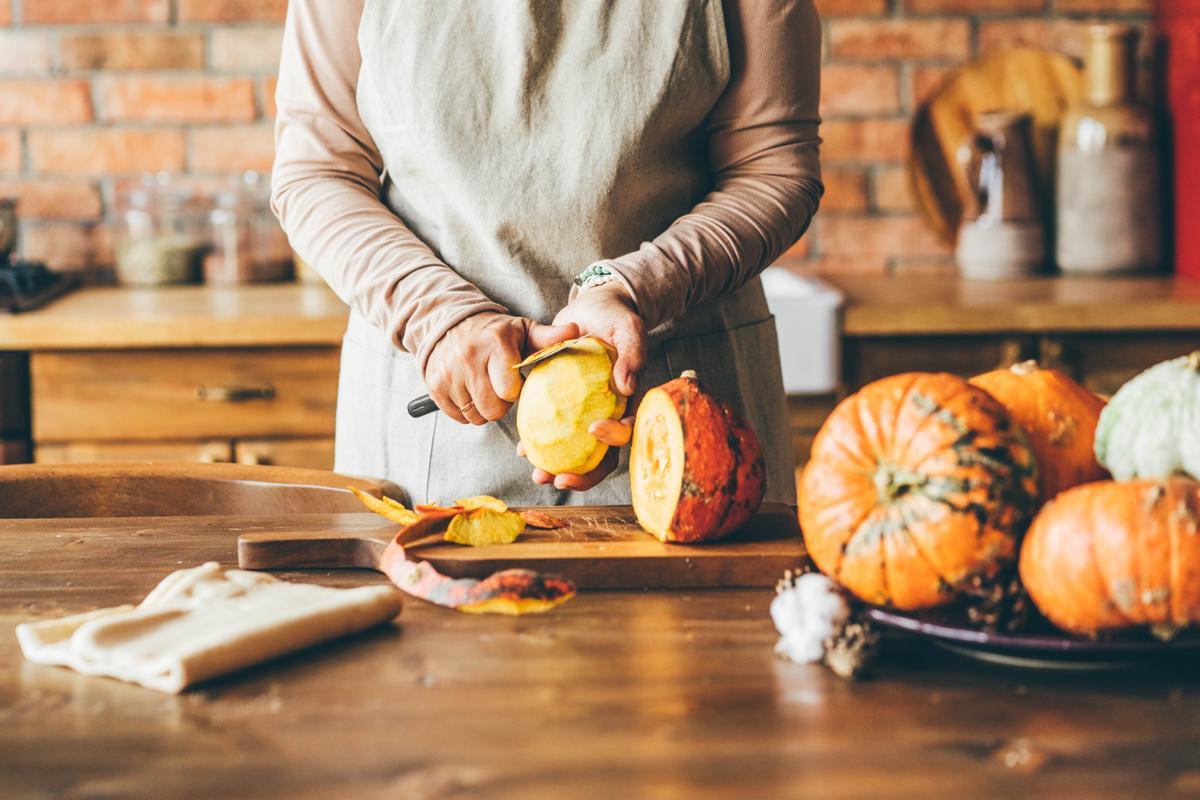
(630, 371), (765, 542)
(970, 360), (1108, 500)
(1020, 477), (1200, 638)
(800, 372), (1038, 610)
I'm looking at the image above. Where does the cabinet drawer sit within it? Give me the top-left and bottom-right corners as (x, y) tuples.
(32, 348), (340, 441)
(35, 440), (234, 464)
(235, 438), (335, 471)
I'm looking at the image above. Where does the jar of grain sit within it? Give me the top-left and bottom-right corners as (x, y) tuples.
(204, 172), (293, 285)
(114, 175), (208, 286)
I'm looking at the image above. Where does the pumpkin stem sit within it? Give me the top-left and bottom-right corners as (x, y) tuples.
(1187, 351), (1200, 371)
(873, 464), (926, 504)
(1010, 360), (1040, 375)
(680, 370), (699, 381)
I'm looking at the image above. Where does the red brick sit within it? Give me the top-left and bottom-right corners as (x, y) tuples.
(100, 77), (257, 123)
(911, 65), (954, 106)
(820, 168), (869, 212)
(28, 128), (185, 174)
(210, 26), (284, 71)
(873, 166), (916, 212)
(905, 0), (1045, 10)
(60, 32), (205, 70)
(1056, 0), (1151, 10)
(818, 215), (950, 259)
(0, 32), (53, 74)
(814, 0), (888, 14)
(262, 76), (277, 119)
(0, 179), (102, 219)
(177, 0), (286, 22)
(821, 65), (900, 116)
(20, 222), (99, 270)
(821, 119), (911, 163)
(190, 125), (275, 172)
(23, 0), (168, 24)
(829, 19), (971, 60)
(0, 130), (19, 173)
(979, 20), (1091, 59)
(0, 80), (92, 125)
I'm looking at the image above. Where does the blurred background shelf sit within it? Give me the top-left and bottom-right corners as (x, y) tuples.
(3, 273), (1198, 472)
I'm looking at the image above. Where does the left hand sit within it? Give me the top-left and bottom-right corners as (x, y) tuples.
(518, 281), (647, 491)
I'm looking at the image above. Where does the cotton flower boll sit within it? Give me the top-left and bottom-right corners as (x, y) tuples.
(771, 572), (850, 663)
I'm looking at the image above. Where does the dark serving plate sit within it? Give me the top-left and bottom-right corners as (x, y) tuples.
(865, 607), (1200, 671)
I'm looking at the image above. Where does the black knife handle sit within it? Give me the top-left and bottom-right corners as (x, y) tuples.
(407, 394), (439, 418)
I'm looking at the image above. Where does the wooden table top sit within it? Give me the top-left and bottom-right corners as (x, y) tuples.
(2, 272), (1199, 351)
(4, 513), (1200, 799)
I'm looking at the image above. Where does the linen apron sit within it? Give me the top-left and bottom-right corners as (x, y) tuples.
(338, 0), (796, 506)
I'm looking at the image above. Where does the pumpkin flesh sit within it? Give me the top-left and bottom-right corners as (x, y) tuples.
(800, 373), (1038, 610)
(516, 337), (626, 475)
(630, 387), (685, 538)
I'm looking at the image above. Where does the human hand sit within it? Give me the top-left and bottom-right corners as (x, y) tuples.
(551, 282), (645, 396)
(425, 312), (578, 425)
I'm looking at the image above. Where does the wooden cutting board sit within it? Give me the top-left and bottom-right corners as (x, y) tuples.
(910, 47), (1083, 243)
(238, 503), (805, 589)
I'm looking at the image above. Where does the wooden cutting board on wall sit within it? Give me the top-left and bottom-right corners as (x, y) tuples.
(239, 503), (806, 589)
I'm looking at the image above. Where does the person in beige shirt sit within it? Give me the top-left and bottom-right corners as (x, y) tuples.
(272, 0), (822, 506)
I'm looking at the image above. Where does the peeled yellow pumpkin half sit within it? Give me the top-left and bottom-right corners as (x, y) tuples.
(515, 336), (626, 475)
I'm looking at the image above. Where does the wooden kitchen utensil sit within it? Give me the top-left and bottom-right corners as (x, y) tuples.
(911, 48), (1083, 243)
(238, 503), (805, 589)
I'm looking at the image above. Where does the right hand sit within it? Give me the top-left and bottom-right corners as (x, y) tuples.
(425, 312), (578, 425)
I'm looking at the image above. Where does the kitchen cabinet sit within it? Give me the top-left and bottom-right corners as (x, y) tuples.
(233, 437), (335, 470)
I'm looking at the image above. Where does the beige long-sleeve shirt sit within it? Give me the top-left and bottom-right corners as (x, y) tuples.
(272, 0), (822, 373)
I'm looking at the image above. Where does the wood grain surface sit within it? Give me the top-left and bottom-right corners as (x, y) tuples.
(2, 277), (1200, 355)
(30, 348), (339, 441)
(0, 462), (398, 518)
(238, 503), (806, 589)
(3, 514), (1200, 799)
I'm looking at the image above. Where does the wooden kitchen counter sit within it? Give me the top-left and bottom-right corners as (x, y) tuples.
(4, 513), (1200, 799)
(2, 274), (1199, 351)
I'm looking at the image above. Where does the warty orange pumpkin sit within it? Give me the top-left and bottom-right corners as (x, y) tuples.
(1020, 477), (1200, 638)
(970, 360), (1108, 501)
(629, 371), (765, 543)
(799, 372), (1038, 610)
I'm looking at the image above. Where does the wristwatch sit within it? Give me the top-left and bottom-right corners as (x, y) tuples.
(573, 263), (617, 294)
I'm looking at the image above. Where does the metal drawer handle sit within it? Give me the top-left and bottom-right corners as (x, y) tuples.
(194, 385), (276, 403)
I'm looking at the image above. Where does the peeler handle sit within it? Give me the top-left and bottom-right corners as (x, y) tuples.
(407, 394), (439, 418)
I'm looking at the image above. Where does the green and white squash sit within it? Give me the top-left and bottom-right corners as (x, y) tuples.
(1094, 352), (1200, 481)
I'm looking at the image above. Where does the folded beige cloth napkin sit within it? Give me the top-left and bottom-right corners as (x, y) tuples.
(16, 562), (402, 693)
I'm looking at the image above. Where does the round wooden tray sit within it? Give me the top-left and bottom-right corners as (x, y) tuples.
(867, 607), (1200, 671)
(909, 48), (1083, 244)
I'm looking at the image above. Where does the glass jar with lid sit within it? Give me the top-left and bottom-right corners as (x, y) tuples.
(204, 172), (294, 285)
(114, 173), (209, 286)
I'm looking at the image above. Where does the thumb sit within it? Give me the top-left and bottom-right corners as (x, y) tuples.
(527, 321), (579, 352)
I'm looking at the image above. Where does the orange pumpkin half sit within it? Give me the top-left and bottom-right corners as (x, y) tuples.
(630, 371), (765, 543)
(799, 372), (1038, 610)
(970, 360), (1108, 501)
(1020, 478), (1200, 638)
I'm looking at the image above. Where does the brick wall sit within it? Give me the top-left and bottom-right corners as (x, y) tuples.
(0, 0), (1153, 276)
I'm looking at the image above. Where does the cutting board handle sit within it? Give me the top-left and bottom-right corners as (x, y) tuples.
(238, 530), (391, 571)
